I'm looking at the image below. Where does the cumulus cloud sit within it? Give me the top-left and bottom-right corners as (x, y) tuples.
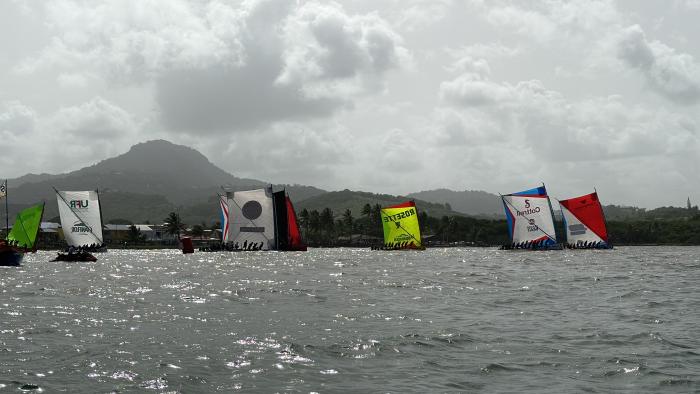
(48, 97), (140, 139)
(617, 25), (700, 104)
(391, 0), (454, 32)
(19, 0), (244, 81)
(19, 0), (408, 133)
(277, 2), (407, 96)
(0, 98), (140, 176)
(438, 57), (699, 159)
(409, 56), (700, 204)
(0, 101), (37, 136)
(482, 0), (621, 44)
(3, 0), (699, 207)
(207, 121), (351, 187)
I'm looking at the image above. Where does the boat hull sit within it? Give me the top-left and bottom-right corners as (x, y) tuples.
(0, 248), (23, 266)
(51, 252), (97, 262)
(500, 243), (564, 251)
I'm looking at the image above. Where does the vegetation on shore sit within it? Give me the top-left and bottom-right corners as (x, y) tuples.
(288, 204), (700, 246)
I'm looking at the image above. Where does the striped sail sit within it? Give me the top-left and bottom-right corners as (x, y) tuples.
(219, 195), (229, 243)
(501, 186), (557, 245)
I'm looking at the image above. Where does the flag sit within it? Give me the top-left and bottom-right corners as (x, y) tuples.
(0, 180), (6, 198)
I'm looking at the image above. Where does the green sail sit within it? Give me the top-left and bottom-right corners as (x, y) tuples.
(7, 203), (45, 249)
(381, 201), (423, 248)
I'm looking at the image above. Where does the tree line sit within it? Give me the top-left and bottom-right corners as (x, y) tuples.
(296, 205), (700, 246)
(125, 208), (700, 247)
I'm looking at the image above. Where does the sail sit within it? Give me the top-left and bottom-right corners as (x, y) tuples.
(272, 190), (289, 250)
(56, 190), (104, 247)
(559, 192), (608, 244)
(219, 195), (229, 243)
(501, 186), (557, 245)
(285, 196), (306, 251)
(7, 203), (45, 250)
(381, 201), (422, 248)
(228, 188), (275, 250)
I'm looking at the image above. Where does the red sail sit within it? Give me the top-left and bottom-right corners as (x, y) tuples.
(559, 192), (608, 242)
(285, 196), (307, 251)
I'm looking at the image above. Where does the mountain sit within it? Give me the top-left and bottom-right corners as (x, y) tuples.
(9, 140), (674, 227)
(9, 173), (60, 187)
(8, 140), (264, 204)
(295, 189), (464, 218)
(3, 140), (328, 225)
(407, 188), (502, 217)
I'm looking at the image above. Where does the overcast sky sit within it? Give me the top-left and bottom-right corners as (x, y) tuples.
(1, 0), (699, 208)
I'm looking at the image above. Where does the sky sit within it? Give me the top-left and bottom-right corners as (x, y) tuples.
(1, 0), (699, 208)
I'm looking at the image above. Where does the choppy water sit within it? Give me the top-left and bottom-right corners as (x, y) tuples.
(1, 247), (699, 392)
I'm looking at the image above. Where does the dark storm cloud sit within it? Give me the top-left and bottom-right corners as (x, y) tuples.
(155, 63), (343, 132)
(19, 0), (408, 133)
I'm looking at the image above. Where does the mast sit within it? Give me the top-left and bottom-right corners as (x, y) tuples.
(556, 198), (567, 245)
(218, 193), (223, 245)
(594, 187), (610, 243)
(271, 185), (280, 250)
(96, 188), (105, 245)
(499, 193), (514, 243)
(543, 183), (558, 243)
(4, 179), (8, 238)
(33, 202), (45, 252)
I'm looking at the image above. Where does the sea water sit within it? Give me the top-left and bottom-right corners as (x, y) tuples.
(1, 247), (699, 392)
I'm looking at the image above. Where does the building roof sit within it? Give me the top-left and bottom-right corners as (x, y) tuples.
(104, 224), (154, 232)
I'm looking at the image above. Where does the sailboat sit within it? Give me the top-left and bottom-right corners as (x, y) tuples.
(52, 189), (105, 262)
(224, 187), (306, 251)
(0, 203), (45, 266)
(500, 185), (561, 250)
(272, 189), (307, 251)
(559, 191), (612, 249)
(376, 201), (425, 250)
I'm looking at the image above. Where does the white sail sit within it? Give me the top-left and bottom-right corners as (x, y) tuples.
(56, 190), (104, 247)
(227, 188), (275, 250)
(501, 186), (557, 245)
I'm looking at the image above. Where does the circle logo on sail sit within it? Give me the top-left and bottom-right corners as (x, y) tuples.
(242, 201), (263, 220)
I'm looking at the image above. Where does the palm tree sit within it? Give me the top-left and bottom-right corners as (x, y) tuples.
(164, 212), (184, 238)
(309, 210), (321, 243)
(191, 224), (204, 238)
(372, 204), (382, 236)
(362, 203), (371, 220)
(361, 203), (372, 238)
(298, 209), (310, 238)
(128, 224), (144, 243)
(320, 208), (334, 243)
(342, 209), (353, 237)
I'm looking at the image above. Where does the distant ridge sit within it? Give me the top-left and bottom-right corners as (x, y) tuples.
(5, 140), (682, 226)
(295, 189), (464, 218)
(407, 188), (502, 217)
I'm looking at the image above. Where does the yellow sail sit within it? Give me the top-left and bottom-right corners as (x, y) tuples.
(381, 201), (423, 249)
